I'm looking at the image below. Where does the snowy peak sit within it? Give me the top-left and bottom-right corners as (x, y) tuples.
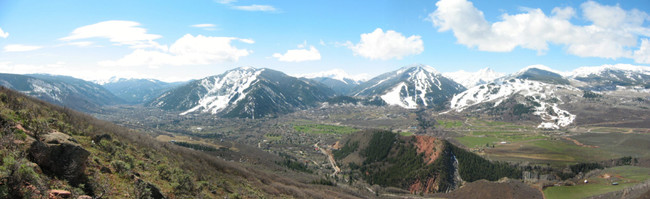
(505, 65), (570, 85)
(148, 67), (334, 118)
(353, 64), (465, 109)
(295, 69), (370, 83)
(443, 67), (504, 88)
(449, 78), (579, 129)
(568, 64), (650, 78)
(180, 67), (264, 115)
(566, 64), (650, 91)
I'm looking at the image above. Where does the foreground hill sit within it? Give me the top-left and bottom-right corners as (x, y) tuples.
(148, 67), (335, 118)
(0, 87), (365, 198)
(333, 130), (522, 194)
(352, 64), (465, 109)
(100, 78), (184, 104)
(0, 73), (124, 112)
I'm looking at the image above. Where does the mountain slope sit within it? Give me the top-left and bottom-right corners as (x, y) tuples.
(443, 68), (504, 88)
(148, 67), (335, 118)
(449, 66), (579, 129)
(567, 64), (650, 91)
(0, 73), (123, 112)
(295, 69), (368, 95)
(101, 78), (184, 104)
(352, 64), (465, 109)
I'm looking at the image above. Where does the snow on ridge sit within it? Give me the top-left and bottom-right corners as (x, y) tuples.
(180, 68), (263, 115)
(450, 79), (576, 129)
(515, 64), (564, 76)
(294, 69), (371, 83)
(443, 67), (504, 88)
(568, 64), (650, 78)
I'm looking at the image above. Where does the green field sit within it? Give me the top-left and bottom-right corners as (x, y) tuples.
(438, 120), (463, 128)
(398, 131), (414, 136)
(544, 166), (650, 199)
(455, 136), (501, 148)
(454, 130), (546, 149)
(292, 123), (358, 134)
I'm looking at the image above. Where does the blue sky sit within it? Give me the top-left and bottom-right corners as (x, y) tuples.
(0, 0), (649, 82)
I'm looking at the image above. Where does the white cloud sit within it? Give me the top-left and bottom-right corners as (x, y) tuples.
(345, 28), (423, 60)
(429, 0), (650, 63)
(60, 20), (166, 50)
(100, 34), (252, 67)
(4, 44), (43, 52)
(232, 4), (277, 12)
(68, 41), (94, 47)
(215, 0), (236, 4)
(272, 45), (321, 62)
(634, 39), (650, 64)
(191, 24), (216, 28)
(0, 27), (8, 38)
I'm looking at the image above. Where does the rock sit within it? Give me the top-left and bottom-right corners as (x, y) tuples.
(100, 166), (112, 174)
(136, 179), (166, 199)
(29, 132), (90, 186)
(91, 134), (111, 143)
(48, 189), (71, 198)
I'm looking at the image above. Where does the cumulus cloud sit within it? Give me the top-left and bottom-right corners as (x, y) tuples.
(99, 34), (252, 67)
(345, 28), (423, 60)
(428, 0), (650, 62)
(0, 27), (8, 38)
(272, 45), (321, 62)
(4, 44), (43, 52)
(60, 20), (166, 50)
(634, 39), (650, 64)
(232, 5), (277, 12)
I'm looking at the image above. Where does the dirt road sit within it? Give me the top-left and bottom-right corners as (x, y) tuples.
(314, 143), (340, 176)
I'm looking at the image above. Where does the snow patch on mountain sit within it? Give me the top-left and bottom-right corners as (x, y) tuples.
(443, 68), (504, 88)
(180, 68), (263, 115)
(381, 82), (417, 109)
(568, 64), (650, 78)
(27, 79), (63, 102)
(450, 79), (577, 129)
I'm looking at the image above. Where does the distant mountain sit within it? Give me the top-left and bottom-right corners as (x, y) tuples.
(0, 73), (124, 112)
(443, 68), (504, 88)
(448, 66), (578, 129)
(148, 67), (335, 118)
(567, 64), (650, 91)
(352, 64), (465, 109)
(101, 78), (185, 104)
(295, 69), (369, 95)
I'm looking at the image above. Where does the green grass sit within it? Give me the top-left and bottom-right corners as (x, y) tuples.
(292, 123), (358, 134)
(544, 166), (650, 199)
(398, 131), (414, 136)
(455, 136), (501, 148)
(438, 120), (463, 128)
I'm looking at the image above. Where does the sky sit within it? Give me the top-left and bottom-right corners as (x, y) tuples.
(0, 0), (649, 82)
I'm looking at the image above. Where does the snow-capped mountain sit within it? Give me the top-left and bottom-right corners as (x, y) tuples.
(566, 64), (650, 91)
(443, 67), (504, 88)
(295, 69), (370, 95)
(352, 64), (465, 109)
(0, 73), (124, 112)
(148, 67), (335, 118)
(448, 66), (579, 129)
(101, 78), (185, 104)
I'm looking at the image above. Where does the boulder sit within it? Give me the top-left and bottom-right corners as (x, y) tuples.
(28, 132), (90, 186)
(135, 179), (166, 199)
(91, 134), (111, 143)
(48, 189), (71, 198)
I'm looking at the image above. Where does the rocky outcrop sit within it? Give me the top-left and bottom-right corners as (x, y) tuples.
(135, 179), (165, 199)
(28, 132), (90, 186)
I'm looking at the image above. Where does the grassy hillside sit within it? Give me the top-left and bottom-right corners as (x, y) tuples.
(0, 87), (364, 198)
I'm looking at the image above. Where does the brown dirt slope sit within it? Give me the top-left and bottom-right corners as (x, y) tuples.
(433, 179), (543, 199)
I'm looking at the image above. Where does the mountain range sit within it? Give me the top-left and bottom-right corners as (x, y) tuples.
(0, 64), (647, 128)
